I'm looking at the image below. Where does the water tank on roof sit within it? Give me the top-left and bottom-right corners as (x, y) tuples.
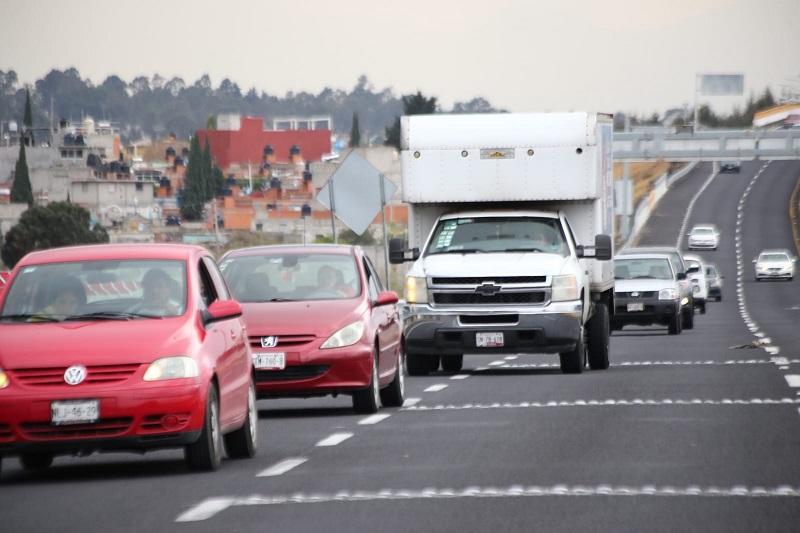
(87, 154), (100, 167)
(301, 204), (312, 217)
(269, 177), (281, 189)
(159, 177), (171, 188)
(75, 134), (85, 146)
(263, 145), (274, 156)
(289, 144), (301, 156)
(303, 170), (312, 182)
(181, 147), (190, 157)
(225, 175), (237, 186)
(174, 157), (185, 166)
(166, 146), (176, 158)
(223, 189), (233, 197)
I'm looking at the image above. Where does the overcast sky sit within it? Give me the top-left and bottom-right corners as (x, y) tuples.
(1, 0), (798, 114)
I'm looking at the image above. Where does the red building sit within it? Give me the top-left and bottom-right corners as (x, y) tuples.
(196, 116), (331, 168)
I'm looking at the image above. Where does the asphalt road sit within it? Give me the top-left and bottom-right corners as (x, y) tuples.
(2, 161), (800, 532)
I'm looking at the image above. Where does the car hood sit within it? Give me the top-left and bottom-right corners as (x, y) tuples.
(241, 299), (368, 338)
(419, 253), (569, 278)
(614, 279), (676, 293)
(757, 261), (792, 268)
(0, 317), (195, 369)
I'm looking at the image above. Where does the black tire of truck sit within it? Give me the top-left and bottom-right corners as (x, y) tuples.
(668, 311), (682, 335)
(441, 354), (463, 372)
(682, 305), (695, 330)
(587, 303), (610, 370)
(407, 353), (432, 376)
(559, 332), (585, 374)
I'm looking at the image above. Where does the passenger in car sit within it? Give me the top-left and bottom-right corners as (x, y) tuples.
(41, 276), (86, 317)
(139, 268), (179, 315)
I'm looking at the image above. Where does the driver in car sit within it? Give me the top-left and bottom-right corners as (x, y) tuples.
(138, 268), (180, 315)
(316, 265), (355, 297)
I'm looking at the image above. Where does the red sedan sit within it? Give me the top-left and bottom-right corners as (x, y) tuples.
(219, 245), (404, 413)
(0, 244), (257, 476)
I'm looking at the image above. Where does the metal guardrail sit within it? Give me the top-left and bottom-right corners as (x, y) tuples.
(613, 129), (800, 161)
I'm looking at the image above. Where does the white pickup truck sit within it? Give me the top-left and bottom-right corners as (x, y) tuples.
(390, 112), (615, 375)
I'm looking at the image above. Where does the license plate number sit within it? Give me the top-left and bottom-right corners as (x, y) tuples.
(253, 352), (286, 370)
(627, 302), (644, 312)
(476, 332), (504, 348)
(51, 400), (99, 425)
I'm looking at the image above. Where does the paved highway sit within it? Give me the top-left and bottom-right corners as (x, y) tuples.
(2, 161), (800, 532)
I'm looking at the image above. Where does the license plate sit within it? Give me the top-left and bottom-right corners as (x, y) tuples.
(51, 400), (99, 425)
(476, 332), (504, 348)
(253, 352), (286, 370)
(627, 302), (644, 312)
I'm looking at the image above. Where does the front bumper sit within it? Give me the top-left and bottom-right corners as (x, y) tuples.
(756, 270), (793, 279)
(688, 241), (718, 249)
(613, 296), (679, 326)
(402, 301), (583, 355)
(0, 381), (205, 456)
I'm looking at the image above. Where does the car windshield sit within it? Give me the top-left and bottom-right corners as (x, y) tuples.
(220, 253), (361, 302)
(685, 259), (701, 270)
(759, 253), (789, 262)
(0, 259), (187, 321)
(692, 228), (714, 235)
(615, 258), (673, 280)
(426, 216), (569, 256)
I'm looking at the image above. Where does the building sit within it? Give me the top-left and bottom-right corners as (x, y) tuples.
(196, 115), (332, 170)
(70, 179), (157, 226)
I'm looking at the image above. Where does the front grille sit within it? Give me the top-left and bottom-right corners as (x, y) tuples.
(431, 276), (546, 285)
(460, 314), (519, 324)
(249, 334), (316, 349)
(615, 291), (657, 298)
(256, 365), (330, 382)
(20, 418), (133, 440)
(433, 292), (546, 305)
(11, 364), (141, 387)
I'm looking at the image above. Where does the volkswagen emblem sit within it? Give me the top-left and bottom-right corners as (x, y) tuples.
(261, 336), (279, 348)
(64, 365), (87, 386)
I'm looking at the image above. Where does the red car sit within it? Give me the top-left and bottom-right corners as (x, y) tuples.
(0, 271), (8, 296)
(0, 244), (257, 476)
(219, 245), (404, 413)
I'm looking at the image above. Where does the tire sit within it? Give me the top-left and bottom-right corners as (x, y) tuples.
(20, 452), (53, 471)
(353, 351), (380, 414)
(223, 379), (258, 459)
(428, 355), (441, 373)
(611, 321), (623, 331)
(406, 353), (430, 376)
(441, 354), (464, 373)
(380, 351), (406, 407)
(559, 332), (585, 374)
(682, 306), (694, 330)
(185, 383), (223, 471)
(668, 311), (682, 335)
(700, 301), (706, 314)
(588, 304), (610, 370)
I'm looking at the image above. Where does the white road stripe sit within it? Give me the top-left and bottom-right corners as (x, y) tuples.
(450, 374), (470, 380)
(403, 397), (421, 407)
(257, 457), (308, 477)
(785, 375), (800, 388)
(402, 398), (800, 412)
(175, 497), (234, 522)
(424, 384), (448, 392)
(504, 355), (519, 360)
(316, 432), (354, 447)
(488, 360), (505, 366)
(358, 414), (391, 425)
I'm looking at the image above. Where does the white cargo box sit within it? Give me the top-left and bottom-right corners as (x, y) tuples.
(401, 112), (613, 203)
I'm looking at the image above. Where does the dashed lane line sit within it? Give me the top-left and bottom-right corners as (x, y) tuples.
(472, 359), (792, 370)
(358, 414), (391, 425)
(784, 375), (800, 388)
(424, 384), (449, 392)
(256, 457), (308, 478)
(450, 374), (470, 380)
(400, 398), (800, 412)
(176, 484), (800, 521)
(403, 397), (421, 407)
(315, 432), (354, 447)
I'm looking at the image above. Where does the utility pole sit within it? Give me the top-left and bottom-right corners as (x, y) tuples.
(328, 175), (337, 244)
(379, 173), (390, 285)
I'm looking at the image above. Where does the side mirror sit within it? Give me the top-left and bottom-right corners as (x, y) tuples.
(677, 272), (687, 280)
(752, 259), (757, 263)
(206, 299), (243, 323)
(374, 290), (399, 307)
(686, 266), (700, 274)
(594, 234), (613, 261)
(389, 237), (420, 264)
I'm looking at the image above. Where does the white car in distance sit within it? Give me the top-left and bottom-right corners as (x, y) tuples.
(753, 249), (796, 281)
(687, 224), (720, 250)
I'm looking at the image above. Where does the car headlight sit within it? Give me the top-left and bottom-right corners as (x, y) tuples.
(0, 368), (9, 389)
(143, 356), (199, 381)
(321, 320), (365, 349)
(405, 276), (429, 304)
(551, 275), (579, 302)
(659, 288), (678, 300)
(681, 297), (689, 305)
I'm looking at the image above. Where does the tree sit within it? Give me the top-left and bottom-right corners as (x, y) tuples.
(201, 138), (213, 200)
(23, 88), (34, 145)
(180, 135), (206, 220)
(349, 112), (361, 147)
(1, 202), (109, 269)
(10, 143), (33, 205)
(384, 91), (438, 149)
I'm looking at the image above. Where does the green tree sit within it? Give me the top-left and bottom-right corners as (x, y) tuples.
(1, 202), (108, 268)
(10, 142), (33, 205)
(384, 91), (438, 150)
(180, 135), (205, 220)
(201, 139), (213, 200)
(23, 88), (34, 146)
(349, 112), (361, 147)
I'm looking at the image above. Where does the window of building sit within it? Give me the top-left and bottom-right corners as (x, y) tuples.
(135, 182), (143, 191)
(255, 223), (263, 232)
(81, 183), (88, 192)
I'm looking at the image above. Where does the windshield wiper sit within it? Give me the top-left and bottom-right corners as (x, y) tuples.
(0, 313), (61, 323)
(63, 311), (163, 321)
(268, 297), (296, 302)
(429, 249), (487, 255)
(504, 247), (546, 253)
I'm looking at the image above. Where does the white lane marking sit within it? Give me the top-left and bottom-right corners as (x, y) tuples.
(785, 375), (800, 388)
(772, 357), (790, 366)
(780, 366), (790, 370)
(257, 457), (308, 478)
(504, 355), (519, 360)
(401, 398), (800, 412)
(675, 168), (718, 249)
(424, 384), (449, 392)
(450, 374), (470, 380)
(316, 432), (354, 447)
(765, 347), (781, 355)
(483, 359), (793, 369)
(488, 360), (505, 366)
(358, 414), (391, 425)
(403, 397), (421, 407)
(175, 497), (235, 522)
(179, 484), (800, 519)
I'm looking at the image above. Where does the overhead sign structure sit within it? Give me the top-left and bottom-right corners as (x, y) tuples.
(698, 74), (744, 96)
(316, 152), (397, 236)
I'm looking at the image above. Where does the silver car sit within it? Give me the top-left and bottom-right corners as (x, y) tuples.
(754, 249), (796, 281)
(683, 254), (709, 313)
(687, 224), (720, 250)
(705, 263), (723, 301)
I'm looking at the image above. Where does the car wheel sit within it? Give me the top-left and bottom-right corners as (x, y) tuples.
(700, 302), (706, 314)
(406, 353), (431, 376)
(588, 303), (610, 370)
(20, 452), (54, 471)
(185, 383), (223, 471)
(441, 354), (464, 372)
(224, 379), (258, 459)
(353, 351), (380, 414)
(380, 350), (406, 407)
(682, 306), (694, 330)
(559, 331), (585, 374)
(668, 312), (682, 335)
